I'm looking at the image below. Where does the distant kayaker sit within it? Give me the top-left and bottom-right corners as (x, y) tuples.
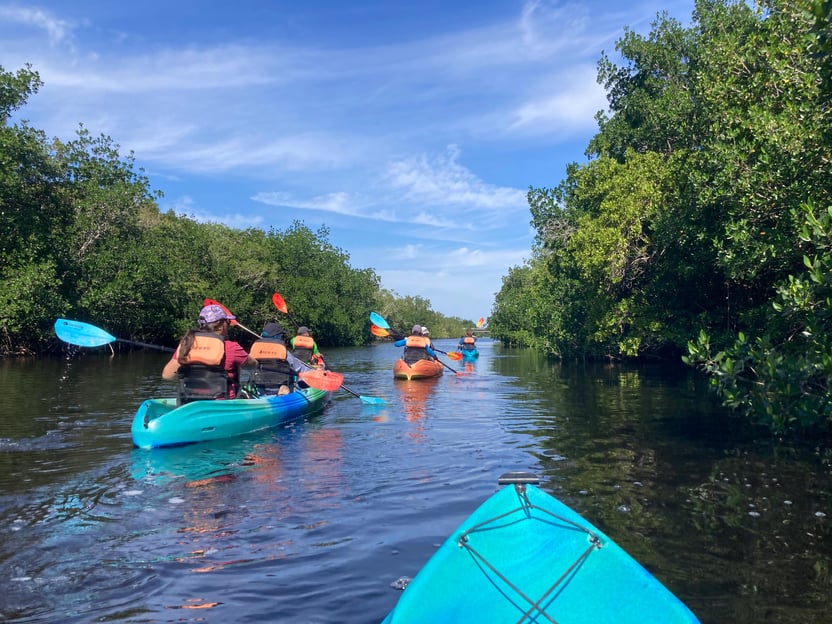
(250, 321), (308, 395)
(291, 325), (325, 368)
(458, 330), (477, 351)
(395, 324), (438, 365)
(162, 304), (258, 403)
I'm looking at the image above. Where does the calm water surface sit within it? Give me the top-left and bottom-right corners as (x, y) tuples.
(0, 340), (830, 623)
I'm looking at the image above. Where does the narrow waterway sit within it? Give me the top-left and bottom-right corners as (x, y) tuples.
(0, 340), (829, 623)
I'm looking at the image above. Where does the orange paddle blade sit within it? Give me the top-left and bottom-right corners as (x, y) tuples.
(446, 351), (463, 361)
(370, 325), (390, 337)
(476, 317), (485, 328)
(299, 369), (344, 392)
(203, 298), (240, 326)
(271, 292), (288, 314)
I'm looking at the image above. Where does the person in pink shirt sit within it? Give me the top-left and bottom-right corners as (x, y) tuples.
(162, 304), (257, 402)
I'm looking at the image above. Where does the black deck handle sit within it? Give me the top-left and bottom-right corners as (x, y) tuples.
(497, 471), (540, 486)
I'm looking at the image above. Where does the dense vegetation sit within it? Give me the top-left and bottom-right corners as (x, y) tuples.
(490, 0), (832, 435)
(0, 65), (472, 356)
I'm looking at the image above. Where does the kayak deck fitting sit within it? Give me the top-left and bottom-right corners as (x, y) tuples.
(382, 471), (700, 623)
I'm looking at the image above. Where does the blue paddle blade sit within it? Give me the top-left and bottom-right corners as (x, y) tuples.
(369, 311), (390, 329)
(359, 394), (388, 405)
(54, 318), (117, 347)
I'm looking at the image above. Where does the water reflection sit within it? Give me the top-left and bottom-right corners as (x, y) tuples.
(394, 378), (440, 444)
(1, 346), (831, 623)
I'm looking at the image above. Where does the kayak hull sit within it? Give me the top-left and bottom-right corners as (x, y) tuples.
(131, 387), (329, 449)
(393, 358), (444, 380)
(383, 477), (700, 623)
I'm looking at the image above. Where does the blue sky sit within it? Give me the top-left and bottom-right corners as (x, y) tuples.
(1, 0), (694, 322)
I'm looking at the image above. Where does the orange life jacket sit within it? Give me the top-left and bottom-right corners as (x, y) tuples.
(250, 339), (294, 393)
(177, 333), (227, 403)
(293, 335), (314, 350)
(404, 335), (431, 364)
(250, 340), (288, 360)
(292, 334), (316, 363)
(180, 333), (225, 365)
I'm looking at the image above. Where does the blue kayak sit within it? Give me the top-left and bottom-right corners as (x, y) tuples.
(383, 472), (700, 623)
(459, 348), (479, 361)
(131, 387), (330, 449)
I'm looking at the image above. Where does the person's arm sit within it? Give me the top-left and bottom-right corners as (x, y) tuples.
(162, 348), (180, 379)
(426, 345), (437, 358)
(226, 342), (257, 370)
(286, 351), (308, 374)
(394, 338), (406, 347)
(162, 357), (179, 379)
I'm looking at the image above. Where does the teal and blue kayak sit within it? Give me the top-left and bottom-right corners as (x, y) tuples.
(383, 472), (700, 623)
(459, 348), (479, 361)
(131, 387), (330, 449)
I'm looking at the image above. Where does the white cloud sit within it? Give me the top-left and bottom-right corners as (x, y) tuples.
(166, 195), (264, 229)
(510, 65), (608, 133)
(0, 5), (75, 46)
(386, 146), (527, 211)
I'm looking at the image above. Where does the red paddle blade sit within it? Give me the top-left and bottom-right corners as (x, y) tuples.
(299, 369), (344, 392)
(370, 325), (390, 337)
(203, 298), (240, 326)
(271, 292), (289, 314)
(446, 351), (463, 361)
(477, 317), (485, 328)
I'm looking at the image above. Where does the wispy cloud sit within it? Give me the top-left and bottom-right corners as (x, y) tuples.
(0, 5), (75, 46)
(250, 145), (527, 234)
(386, 146), (527, 211)
(2, 0), (696, 319)
(167, 194), (264, 230)
(509, 65), (608, 134)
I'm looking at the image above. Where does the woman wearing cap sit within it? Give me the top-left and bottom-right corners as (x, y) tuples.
(162, 304), (258, 403)
(394, 324), (438, 364)
(290, 326), (325, 368)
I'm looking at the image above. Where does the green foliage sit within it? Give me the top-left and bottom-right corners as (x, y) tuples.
(0, 63), (445, 356)
(0, 259), (66, 354)
(685, 204), (832, 434)
(491, 0), (832, 434)
(0, 64), (42, 122)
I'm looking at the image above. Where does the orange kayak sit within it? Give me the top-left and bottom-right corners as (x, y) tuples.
(393, 358), (444, 380)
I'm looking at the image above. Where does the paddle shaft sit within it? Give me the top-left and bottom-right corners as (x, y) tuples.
(117, 338), (174, 352)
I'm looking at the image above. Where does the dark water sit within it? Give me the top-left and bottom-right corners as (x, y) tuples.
(0, 341), (830, 623)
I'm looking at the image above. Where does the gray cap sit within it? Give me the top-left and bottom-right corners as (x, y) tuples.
(412, 324), (422, 334)
(298, 326), (309, 335)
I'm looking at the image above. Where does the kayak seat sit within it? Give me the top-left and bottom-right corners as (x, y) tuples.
(252, 359), (295, 395)
(178, 365), (228, 405)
